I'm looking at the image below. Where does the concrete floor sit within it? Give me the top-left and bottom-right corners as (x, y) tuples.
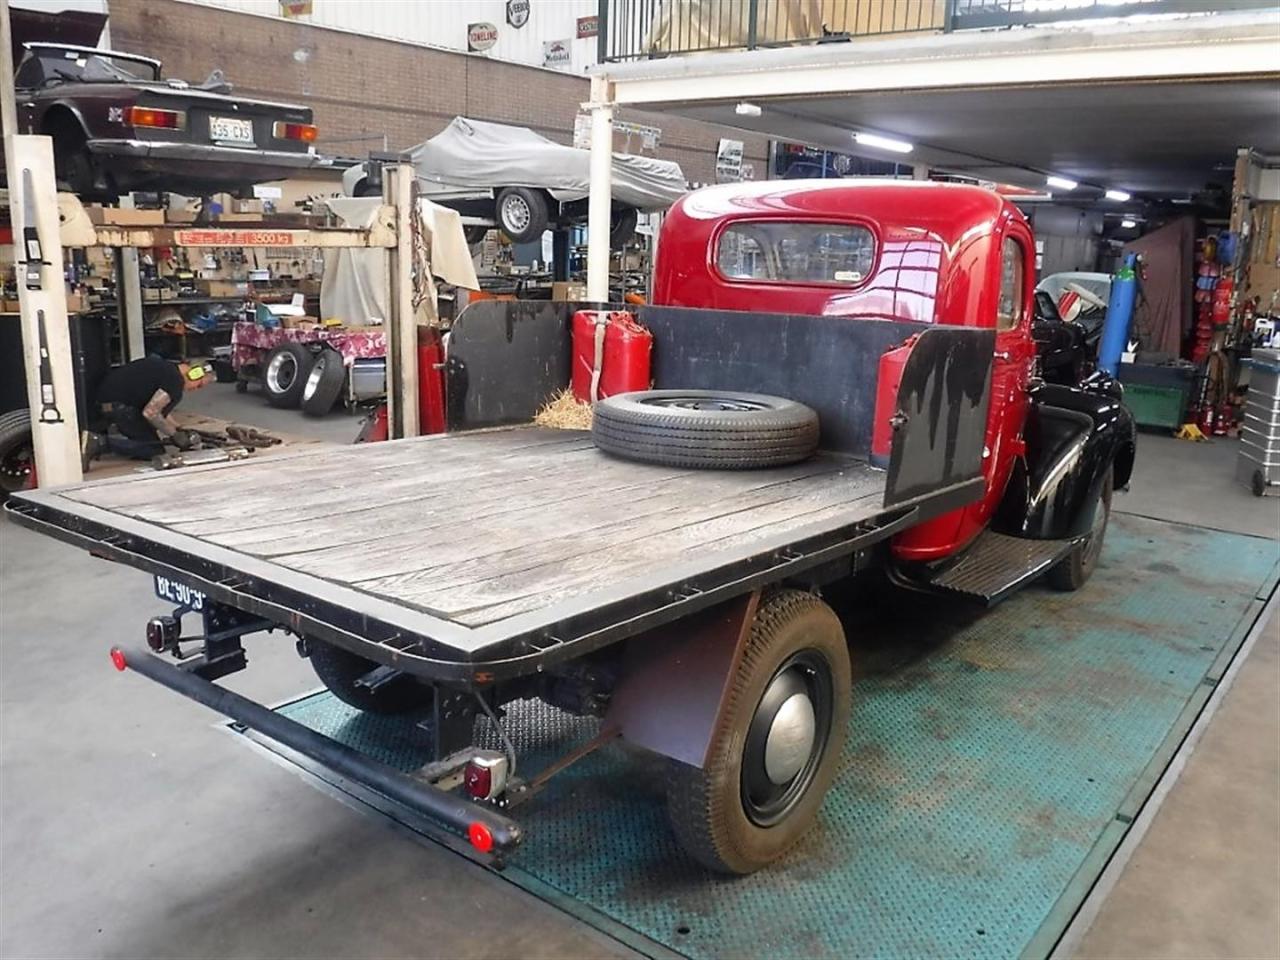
(179, 379), (365, 445)
(0, 427), (1276, 959)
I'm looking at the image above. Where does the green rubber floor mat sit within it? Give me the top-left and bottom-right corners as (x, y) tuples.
(251, 514), (1278, 959)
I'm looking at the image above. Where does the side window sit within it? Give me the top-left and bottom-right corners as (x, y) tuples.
(13, 55), (45, 88)
(996, 236), (1024, 331)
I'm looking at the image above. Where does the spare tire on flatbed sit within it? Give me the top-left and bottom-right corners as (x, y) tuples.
(591, 389), (819, 469)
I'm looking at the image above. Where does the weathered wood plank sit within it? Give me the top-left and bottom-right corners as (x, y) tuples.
(452, 491), (883, 626)
(357, 466), (880, 616)
(289, 460), (852, 583)
(202, 455), (695, 554)
(65, 428), (587, 515)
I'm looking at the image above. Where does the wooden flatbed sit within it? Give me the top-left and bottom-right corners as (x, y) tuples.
(5, 426), (964, 682)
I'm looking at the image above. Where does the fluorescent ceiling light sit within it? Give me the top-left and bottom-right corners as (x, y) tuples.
(1105, 189), (1131, 202)
(854, 132), (913, 154)
(1120, 218), (1137, 229)
(735, 102), (762, 117)
(1046, 175), (1078, 191)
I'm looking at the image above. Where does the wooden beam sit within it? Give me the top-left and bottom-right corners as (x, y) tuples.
(384, 163), (419, 439)
(8, 135), (83, 487)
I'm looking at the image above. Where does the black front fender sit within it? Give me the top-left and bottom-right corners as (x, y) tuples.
(995, 382), (1136, 540)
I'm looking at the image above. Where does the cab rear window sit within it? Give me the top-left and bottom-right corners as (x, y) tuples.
(716, 222), (875, 286)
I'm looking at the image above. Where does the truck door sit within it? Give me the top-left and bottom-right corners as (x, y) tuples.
(966, 227), (1036, 535)
(891, 222), (1035, 561)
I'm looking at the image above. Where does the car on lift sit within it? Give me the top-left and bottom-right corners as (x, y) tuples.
(6, 180), (1135, 877)
(2, 42), (323, 200)
(342, 117), (687, 247)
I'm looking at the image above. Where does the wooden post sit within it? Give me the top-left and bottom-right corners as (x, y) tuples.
(383, 162), (418, 439)
(8, 135), (83, 486)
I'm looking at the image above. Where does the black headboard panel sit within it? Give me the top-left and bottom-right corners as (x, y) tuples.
(637, 306), (926, 456)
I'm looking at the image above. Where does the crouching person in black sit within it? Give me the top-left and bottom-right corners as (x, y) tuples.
(83, 356), (210, 465)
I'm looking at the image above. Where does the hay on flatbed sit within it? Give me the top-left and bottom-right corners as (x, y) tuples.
(534, 388), (593, 430)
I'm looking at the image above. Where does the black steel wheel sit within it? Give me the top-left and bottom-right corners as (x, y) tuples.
(592, 389), (820, 470)
(301, 348), (347, 416)
(306, 639), (430, 715)
(496, 187), (549, 243)
(665, 590), (851, 874)
(610, 206), (639, 249)
(1048, 467), (1113, 591)
(262, 343), (313, 409)
(0, 409), (34, 503)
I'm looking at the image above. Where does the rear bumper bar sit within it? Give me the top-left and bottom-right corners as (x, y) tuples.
(109, 645), (522, 862)
(88, 138), (321, 170)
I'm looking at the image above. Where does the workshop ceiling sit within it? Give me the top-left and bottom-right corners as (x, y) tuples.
(653, 77), (1280, 198)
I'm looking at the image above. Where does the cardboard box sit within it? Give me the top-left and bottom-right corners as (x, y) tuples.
(214, 212), (263, 223)
(65, 290), (87, 313)
(233, 199), (265, 215)
(552, 282), (588, 301)
(197, 279), (249, 299)
(281, 315), (321, 330)
(85, 205), (165, 226)
(1, 298), (20, 313)
(165, 208), (200, 224)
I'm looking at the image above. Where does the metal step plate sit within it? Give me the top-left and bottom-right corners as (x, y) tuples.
(924, 530), (1075, 604)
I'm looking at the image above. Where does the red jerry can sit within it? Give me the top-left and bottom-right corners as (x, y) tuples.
(871, 336), (917, 469)
(571, 310), (653, 403)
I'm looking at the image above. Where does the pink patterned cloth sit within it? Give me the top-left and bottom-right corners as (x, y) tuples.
(231, 321), (386, 371)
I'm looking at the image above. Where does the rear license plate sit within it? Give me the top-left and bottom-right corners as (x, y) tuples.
(210, 116), (254, 145)
(154, 574), (206, 611)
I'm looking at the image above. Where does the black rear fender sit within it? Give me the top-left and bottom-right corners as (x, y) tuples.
(995, 382), (1135, 540)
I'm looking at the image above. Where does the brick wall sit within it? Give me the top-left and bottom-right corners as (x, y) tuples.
(106, 0), (769, 184)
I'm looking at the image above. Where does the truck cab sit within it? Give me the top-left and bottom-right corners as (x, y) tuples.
(652, 179), (1134, 576)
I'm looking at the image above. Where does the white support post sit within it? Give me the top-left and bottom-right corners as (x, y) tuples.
(8, 135), (83, 486)
(383, 162), (419, 439)
(586, 76), (614, 303)
(116, 247), (146, 360)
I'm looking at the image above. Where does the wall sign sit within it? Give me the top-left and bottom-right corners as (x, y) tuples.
(715, 138), (745, 182)
(468, 22), (499, 52)
(506, 0), (530, 29)
(279, 0), (311, 17)
(576, 15), (599, 38)
(543, 39), (571, 70)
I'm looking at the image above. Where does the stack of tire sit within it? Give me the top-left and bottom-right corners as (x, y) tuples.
(258, 343), (345, 417)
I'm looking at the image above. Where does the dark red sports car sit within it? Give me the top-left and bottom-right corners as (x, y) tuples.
(4, 41), (322, 199)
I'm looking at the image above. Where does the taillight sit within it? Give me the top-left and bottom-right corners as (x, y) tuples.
(110, 648), (128, 672)
(127, 106), (185, 130)
(274, 121), (317, 143)
(467, 822), (494, 854)
(464, 753), (509, 801)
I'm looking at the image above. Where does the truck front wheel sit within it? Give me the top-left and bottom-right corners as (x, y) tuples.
(665, 590), (851, 874)
(306, 639), (430, 714)
(1048, 467), (1113, 591)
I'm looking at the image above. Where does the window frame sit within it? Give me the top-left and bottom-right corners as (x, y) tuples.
(711, 217), (880, 291)
(995, 234), (1027, 332)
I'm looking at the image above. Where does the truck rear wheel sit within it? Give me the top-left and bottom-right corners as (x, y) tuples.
(1048, 467), (1113, 591)
(307, 639), (429, 714)
(665, 590), (851, 874)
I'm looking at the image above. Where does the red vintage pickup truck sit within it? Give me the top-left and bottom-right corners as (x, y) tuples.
(7, 180), (1135, 874)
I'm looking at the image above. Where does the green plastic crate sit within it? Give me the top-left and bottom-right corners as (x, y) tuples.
(1124, 382), (1187, 429)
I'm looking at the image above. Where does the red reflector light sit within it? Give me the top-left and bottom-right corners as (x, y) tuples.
(467, 822), (494, 854)
(464, 762), (492, 801)
(126, 106), (185, 130)
(110, 648), (128, 672)
(273, 121), (317, 143)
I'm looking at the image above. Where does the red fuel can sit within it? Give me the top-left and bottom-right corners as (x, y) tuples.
(571, 310), (653, 403)
(871, 336), (917, 468)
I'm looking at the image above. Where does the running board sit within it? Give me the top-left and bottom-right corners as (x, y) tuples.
(892, 530), (1076, 605)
